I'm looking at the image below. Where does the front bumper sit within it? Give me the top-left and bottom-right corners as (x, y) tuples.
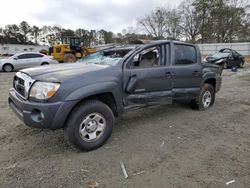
(9, 88), (79, 129)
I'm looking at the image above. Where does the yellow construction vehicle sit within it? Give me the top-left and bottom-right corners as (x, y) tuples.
(48, 37), (96, 63)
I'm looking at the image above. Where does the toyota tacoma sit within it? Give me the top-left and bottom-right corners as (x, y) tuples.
(9, 41), (222, 151)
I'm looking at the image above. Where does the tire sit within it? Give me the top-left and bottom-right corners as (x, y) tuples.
(3, 64), (13, 72)
(63, 53), (76, 63)
(191, 84), (215, 111)
(65, 100), (114, 151)
(41, 62), (49, 66)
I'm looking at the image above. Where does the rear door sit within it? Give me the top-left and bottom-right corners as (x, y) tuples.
(172, 44), (203, 100)
(26, 53), (44, 67)
(123, 43), (173, 105)
(15, 54), (30, 69)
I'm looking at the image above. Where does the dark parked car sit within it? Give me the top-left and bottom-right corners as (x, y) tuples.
(205, 48), (245, 69)
(9, 41), (222, 151)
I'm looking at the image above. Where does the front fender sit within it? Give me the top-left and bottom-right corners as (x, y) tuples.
(202, 69), (222, 92)
(202, 71), (216, 83)
(64, 81), (124, 112)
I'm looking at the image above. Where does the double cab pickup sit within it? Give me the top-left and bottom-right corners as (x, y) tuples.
(9, 41), (222, 151)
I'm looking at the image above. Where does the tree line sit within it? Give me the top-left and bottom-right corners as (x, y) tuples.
(0, 21), (152, 46)
(0, 0), (249, 46)
(138, 0), (250, 43)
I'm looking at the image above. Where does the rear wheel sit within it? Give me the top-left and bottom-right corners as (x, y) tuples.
(65, 100), (114, 151)
(63, 53), (76, 63)
(3, 64), (13, 72)
(191, 84), (215, 111)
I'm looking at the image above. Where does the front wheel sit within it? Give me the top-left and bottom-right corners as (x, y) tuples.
(65, 100), (114, 151)
(191, 84), (215, 111)
(3, 64), (13, 72)
(63, 53), (76, 63)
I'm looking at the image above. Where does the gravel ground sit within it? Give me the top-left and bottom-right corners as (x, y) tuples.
(0, 65), (250, 188)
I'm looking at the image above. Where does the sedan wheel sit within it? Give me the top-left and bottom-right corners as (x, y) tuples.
(3, 64), (13, 72)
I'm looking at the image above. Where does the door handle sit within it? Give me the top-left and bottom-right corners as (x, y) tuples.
(165, 72), (172, 78)
(192, 70), (200, 76)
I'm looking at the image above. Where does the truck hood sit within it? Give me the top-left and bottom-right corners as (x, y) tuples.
(21, 63), (110, 82)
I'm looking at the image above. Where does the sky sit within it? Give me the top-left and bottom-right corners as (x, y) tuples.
(0, 0), (181, 33)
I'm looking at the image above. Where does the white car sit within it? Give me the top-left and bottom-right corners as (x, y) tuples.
(0, 52), (58, 72)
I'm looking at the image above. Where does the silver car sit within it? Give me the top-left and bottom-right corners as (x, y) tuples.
(0, 52), (58, 72)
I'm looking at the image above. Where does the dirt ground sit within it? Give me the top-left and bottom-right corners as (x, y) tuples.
(0, 65), (250, 188)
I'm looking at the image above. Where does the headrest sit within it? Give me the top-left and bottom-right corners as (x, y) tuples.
(142, 51), (157, 60)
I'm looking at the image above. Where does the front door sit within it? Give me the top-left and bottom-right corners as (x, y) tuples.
(123, 44), (173, 105)
(15, 54), (30, 69)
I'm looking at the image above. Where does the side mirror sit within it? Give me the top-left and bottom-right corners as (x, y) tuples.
(13, 57), (18, 60)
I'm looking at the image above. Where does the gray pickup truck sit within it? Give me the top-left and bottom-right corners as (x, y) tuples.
(9, 40), (222, 151)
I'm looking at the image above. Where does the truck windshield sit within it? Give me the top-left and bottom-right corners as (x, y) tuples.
(79, 52), (122, 66)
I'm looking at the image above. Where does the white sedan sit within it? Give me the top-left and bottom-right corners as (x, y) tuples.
(0, 52), (58, 72)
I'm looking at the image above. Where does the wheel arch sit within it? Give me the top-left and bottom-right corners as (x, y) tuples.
(63, 81), (123, 121)
(2, 63), (14, 71)
(203, 78), (216, 89)
(41, 62), (49, 65)
(61, 92), (119, 129)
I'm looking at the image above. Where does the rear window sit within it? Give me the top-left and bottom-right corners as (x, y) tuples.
(174, 44), (197, 65)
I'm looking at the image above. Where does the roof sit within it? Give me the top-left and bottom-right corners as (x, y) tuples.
(104, 45), (136, 52)
(13, 51), (43, 56)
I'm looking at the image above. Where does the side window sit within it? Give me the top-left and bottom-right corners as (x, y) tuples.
(18, 54), (29, 59)
(30, 54), (43, 58)
(130, 46), (161, 68)
(174, 45), (196, 65)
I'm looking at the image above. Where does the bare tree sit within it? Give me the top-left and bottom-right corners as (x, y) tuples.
(137, 8), (170, 39)
(19, 21), (31, 43)
(179, 1), (203, 43)
(137, 7), (182, 39)
(31, 26), (41, 45)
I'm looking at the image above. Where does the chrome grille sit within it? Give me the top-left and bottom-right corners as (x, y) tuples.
(14, 76), (25, 97)
(13, 72), (35, 99)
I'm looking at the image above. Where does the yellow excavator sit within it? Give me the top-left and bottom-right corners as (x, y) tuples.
(48, 37), (96, 63)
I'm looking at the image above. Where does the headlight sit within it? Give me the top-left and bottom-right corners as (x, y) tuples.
(29, 81), (60, 100)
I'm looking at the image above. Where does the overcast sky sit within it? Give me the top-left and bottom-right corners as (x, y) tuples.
(0, 0), (181, 33)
